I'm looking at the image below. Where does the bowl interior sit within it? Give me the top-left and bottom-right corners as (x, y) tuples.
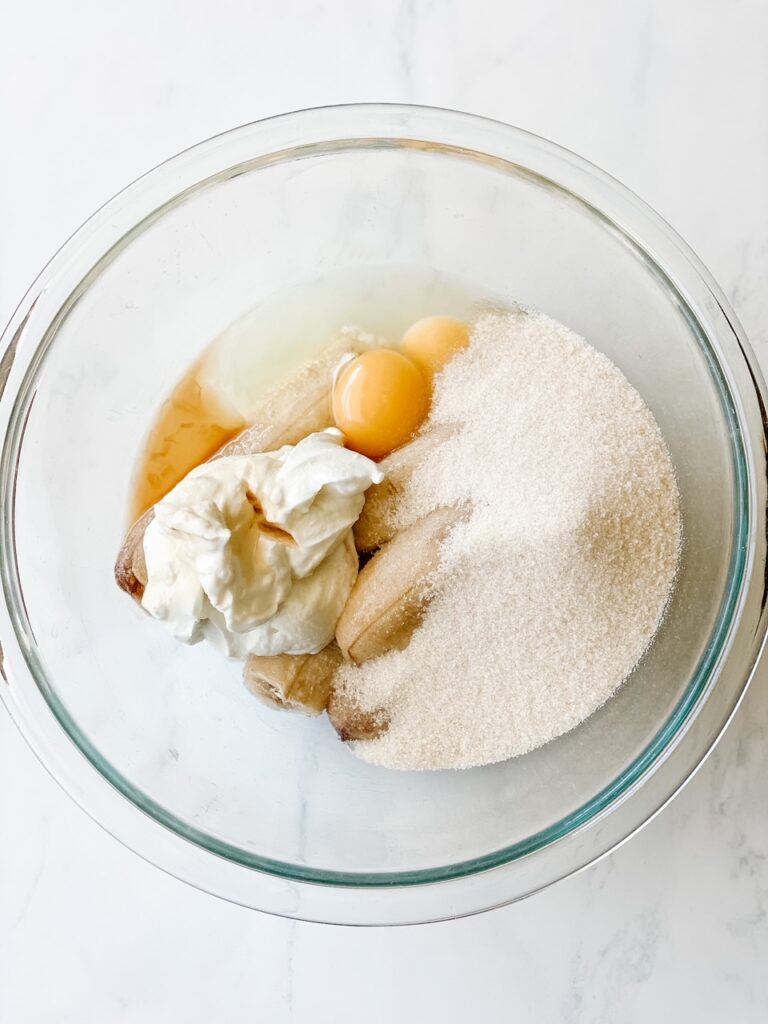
(7, 139), (742, 879)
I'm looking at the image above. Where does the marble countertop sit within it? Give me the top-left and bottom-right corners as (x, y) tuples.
(1, 1), (767, 1020)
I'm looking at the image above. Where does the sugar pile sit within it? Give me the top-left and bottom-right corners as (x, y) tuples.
(335, 309), (682, 771)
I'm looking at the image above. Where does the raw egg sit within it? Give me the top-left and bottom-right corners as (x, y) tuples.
(400, 315), (470, 387)
(332, 349), (429, 459)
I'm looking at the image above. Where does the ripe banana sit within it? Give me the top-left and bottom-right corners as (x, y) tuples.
(244, 644), (343, 715)
(114, 507), (153, 597)
(245, 498), (459, 732)
(219, 333), (368, 458)
(336, 504), (462, 665)
(353, 425), (455, 552)
(115, 335), (369, 600)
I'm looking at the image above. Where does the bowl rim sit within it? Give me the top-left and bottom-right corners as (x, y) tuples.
(1, 103), (767, 924)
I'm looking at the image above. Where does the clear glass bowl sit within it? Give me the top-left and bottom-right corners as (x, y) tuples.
(1, 105), (767, 925)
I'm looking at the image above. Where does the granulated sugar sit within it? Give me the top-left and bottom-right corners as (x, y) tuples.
(336, 309), (682, 771)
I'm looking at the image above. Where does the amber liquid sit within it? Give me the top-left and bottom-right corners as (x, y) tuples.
(130, 358), (244, 521)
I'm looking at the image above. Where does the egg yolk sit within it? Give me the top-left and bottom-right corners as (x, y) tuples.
(400, 316), (470, 387)
(332, 349), (429, 459)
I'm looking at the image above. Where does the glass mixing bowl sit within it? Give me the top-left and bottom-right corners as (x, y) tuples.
(1, 106), (767, 925)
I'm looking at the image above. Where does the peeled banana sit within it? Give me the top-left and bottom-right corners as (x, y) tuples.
(114, 507), (153, 597)
(244, 644), (343, 715)
(353, 425), (455, 552)
(219, 333), (368, 458)
(337, 504), (462, 664)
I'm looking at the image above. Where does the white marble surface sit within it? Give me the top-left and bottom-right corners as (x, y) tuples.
(1, 1), (767, 1020)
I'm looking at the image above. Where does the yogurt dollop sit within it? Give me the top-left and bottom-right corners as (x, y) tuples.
(141, 429), (383, 657)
